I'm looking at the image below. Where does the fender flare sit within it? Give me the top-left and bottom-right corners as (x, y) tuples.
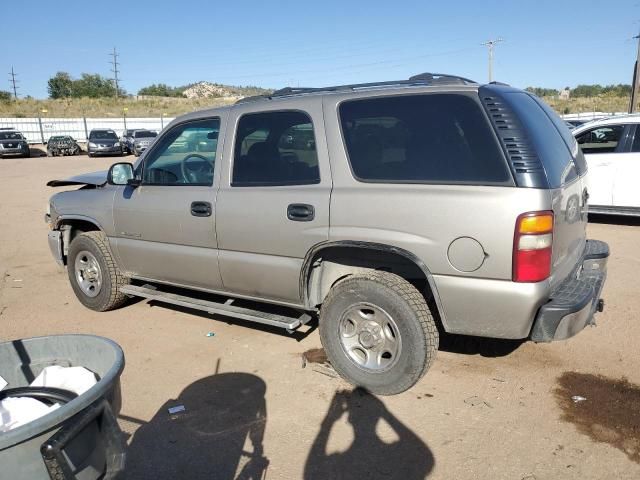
(299, 240), (448, 329)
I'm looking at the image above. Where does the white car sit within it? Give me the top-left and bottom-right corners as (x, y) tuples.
(572, 115), (640, 216)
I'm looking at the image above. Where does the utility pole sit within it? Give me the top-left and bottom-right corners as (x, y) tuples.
(109, 47), (121, 98)
(630, 33), (640, 113)
(481, 38), (504, 83)
(8, 66), (18, 99)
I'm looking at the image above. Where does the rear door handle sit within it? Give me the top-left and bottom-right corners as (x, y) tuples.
(191, 201), (212, 217)
(287, 203), (315, 222)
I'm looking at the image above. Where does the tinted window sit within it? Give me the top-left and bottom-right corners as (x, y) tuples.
(134, 130), (157, 138)
(339, 94), (510, 184)
(631, 127), (640, 152)
(532, 96), (587, 175)
(90, 131), (118, 140)
(506, 93), (578, 187)
(232, 111), (320, 186)
(576, 125), (624, 154)
(142, 118), (219, 186)
(0, 132), (23, 140)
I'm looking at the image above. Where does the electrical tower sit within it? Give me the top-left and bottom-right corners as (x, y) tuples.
(8, 66), (18, 99)
(481, 38), (504, 83)
(109, 47), (121, 98)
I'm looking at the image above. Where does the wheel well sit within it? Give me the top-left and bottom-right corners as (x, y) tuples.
(57, 219), (101, 263)
(305, 245), (443, 326)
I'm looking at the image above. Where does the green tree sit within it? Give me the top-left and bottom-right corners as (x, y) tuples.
(138, 83), (183, 97)
(0, 90), (12, 102)
(73, 73), (118, 98)
(47, 72), (74, 99)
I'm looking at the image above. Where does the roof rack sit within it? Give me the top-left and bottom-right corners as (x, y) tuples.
(236, 72), (477, 104)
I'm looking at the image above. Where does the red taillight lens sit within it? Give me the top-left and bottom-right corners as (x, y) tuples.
(513, 211), (554, 283)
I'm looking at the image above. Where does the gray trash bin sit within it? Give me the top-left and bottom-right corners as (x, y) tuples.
(0, 334), (125, 480)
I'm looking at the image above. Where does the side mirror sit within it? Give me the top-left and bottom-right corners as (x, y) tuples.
(108, 162), (135, 186)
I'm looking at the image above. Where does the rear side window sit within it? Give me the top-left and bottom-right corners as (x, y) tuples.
(339, 94), (511, 184)
(532, 96), (587, 175)
(232, 110), (320, 186)
(506, 93), (578, 188)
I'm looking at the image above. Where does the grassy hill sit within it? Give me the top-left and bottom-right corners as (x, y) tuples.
(0, 93), (632, 118)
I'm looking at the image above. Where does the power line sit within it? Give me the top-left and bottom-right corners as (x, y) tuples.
(481, 38), (504, 82)
(8, 66), (18, 99)
(109, 47), (121, 98)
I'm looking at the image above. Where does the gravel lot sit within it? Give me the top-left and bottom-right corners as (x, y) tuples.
(1, 153), (639, 480)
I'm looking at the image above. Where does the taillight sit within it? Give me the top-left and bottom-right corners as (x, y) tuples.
(513, 211), (554, 282)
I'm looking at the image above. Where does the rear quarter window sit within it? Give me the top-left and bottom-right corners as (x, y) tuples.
(339, 94), (512, 185)
(505, 93), (579, 187)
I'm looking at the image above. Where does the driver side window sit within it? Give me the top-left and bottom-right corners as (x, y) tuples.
(142, 118), (220, 186)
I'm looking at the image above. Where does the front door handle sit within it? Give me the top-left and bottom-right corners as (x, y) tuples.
(191, 201), (212, 217)
(287, 203), (315, 222)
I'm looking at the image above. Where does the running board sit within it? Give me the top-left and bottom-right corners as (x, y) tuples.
(120, 284), (311, 332)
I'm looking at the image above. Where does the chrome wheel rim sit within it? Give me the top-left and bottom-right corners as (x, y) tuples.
(74, 250), (102, 297)
(338, 303), (401, 372)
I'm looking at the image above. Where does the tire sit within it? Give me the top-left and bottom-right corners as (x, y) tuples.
(23, 147), (30, 158)
(319, 271), (438, 395)
(67, 231), (129, 312)
(88, 152), (94, 158)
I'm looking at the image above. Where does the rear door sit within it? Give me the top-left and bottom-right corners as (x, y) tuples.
(215, 99), (331, 305)
(508, 94), (588, 287)
(612, 124), (640, 209)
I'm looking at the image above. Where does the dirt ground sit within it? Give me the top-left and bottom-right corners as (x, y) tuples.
(1, 152), (639, 480)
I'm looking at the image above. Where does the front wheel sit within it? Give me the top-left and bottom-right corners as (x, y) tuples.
(67, 231), (129, 311)
(319, 271), (438, 395)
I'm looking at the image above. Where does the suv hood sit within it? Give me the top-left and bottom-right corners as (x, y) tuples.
(47, 170), (107, 187)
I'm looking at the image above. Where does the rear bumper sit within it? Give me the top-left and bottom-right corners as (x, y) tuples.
(530, 239), (609, 342)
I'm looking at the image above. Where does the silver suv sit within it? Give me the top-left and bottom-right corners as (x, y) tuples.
(45, 73), (609, 395)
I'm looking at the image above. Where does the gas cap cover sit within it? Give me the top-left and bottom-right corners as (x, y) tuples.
(447, 237), (486, 272)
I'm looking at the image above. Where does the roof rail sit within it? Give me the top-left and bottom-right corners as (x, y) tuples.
(236, 72), (477, 104)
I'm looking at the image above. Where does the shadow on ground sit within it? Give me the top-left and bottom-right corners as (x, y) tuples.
(121, 372), (269, 480)
(588, 213), (640, 227)
(28, 147), (47, 157)
(304, 388), (434, 479)
(438, 332), (524, 357)
(555, 371), (640, 464)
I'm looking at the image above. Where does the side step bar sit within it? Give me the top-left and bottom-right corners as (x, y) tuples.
(120, 284), (312, 332)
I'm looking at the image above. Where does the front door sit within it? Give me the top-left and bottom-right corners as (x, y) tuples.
(216, 102), (331, 305)
(112, 116), (225, 290)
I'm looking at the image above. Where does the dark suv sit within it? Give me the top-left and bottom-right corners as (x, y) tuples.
(46, 73), (609, 395)
(0, 128), (30, 158)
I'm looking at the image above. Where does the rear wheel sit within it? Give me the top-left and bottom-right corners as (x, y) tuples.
(67, 231), (128, 311)
(319, 271), (438, 395)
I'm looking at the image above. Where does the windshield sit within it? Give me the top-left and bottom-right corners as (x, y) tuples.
(134, 131), (157, 138)
(90, 131), (118, 140)
(0, 132), (23, 140)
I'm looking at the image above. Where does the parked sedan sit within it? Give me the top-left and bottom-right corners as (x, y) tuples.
(0, 128), (30, 158)
(87, 129), (123, 157)
(46, 136), (81, 156)
(573, 115), (640, 216)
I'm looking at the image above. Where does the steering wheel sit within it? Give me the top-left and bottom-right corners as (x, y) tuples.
(181, 153), (212, 183)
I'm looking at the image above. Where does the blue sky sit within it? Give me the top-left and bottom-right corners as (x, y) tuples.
(6, 0), (640, 98)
